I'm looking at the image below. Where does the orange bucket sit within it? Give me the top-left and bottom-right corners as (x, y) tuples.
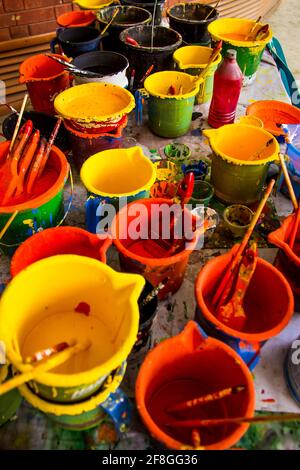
(112, 198), (204, 299)
(57, 10), (96, 28)
(136, 321), (255, 450)
(195, 246), (294, 369)
(268, 214), (300, 309)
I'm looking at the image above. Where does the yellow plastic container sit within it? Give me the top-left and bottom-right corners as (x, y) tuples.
(54, 82), (135, 126)
(73, 0), (114, 10)
(238, 115), (264, 128)
(208, 18), (272, 85)
(203, 124), (280, 204)
(173, 45), (222, 104)
(0, 255), (144, 403)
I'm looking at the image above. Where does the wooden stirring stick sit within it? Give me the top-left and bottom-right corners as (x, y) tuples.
(166, 412), (300, 429)
(204, 0), (221, 21)
(245, 16), (262, 41)
(0, 210), (18, 241)
(7, 93), (28, 158)
(279, 153), (298, 211)
(167, 385), (245, 414)
(0, 339), (90, 396)
(100, 8), (119, 37)
(212, 179), (275, 309)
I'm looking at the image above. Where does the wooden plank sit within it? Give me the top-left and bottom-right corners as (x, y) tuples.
(0, 33), (55, 53)
(0, 64), (21, 74)
(5, 84), (26, 96)
(0, 43), (51, 60)
(0, 71), (19, 81)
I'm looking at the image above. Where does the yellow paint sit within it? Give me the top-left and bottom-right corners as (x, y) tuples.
(203, 124), (280, 166)
(144, 71), (202, 100)
(80, 146), (156, 197)
(54, 83), (135, 123)
(73, 0), (114, 10)
(173, 45), (222, 70)
(18, 363), (126, 416)
(208, 18), (272, 47)
(0, 255), (144, 387)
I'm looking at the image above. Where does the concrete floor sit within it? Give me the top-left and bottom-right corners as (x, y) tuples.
(266, 0), (300, 79)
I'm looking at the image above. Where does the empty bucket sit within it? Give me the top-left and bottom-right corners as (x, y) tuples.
(173, 45), (222, 103)
(167, 2), (219, 46)
(208, 18), (272, 85)
(136, 321), (255, 450)
(97, 5), (152, 52)
(19, 54), (71, 115)
(195, 246), (294, 369)
(119, 25), (182, 84)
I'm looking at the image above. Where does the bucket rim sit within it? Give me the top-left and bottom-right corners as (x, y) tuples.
(208, 17), (273, 47)
(19, 53), (69, 83)
(0, 141), (69, 213)
(195, 251), (295, 342)
(96, 5), (152, 26)
(74, 0), (114, 9)
(119, 25), (182, 52)
(144, 70), (201, 100)
(18, 362), (126, 416)
(173, 45), (222, 69)
(0, 255), (144, 387)
(167, 2), (218, 24)
(57, 10), (96, 28)
(111, 197), (200, 267)
(135, 321), (255, 450)
(80, 146), (156, 197)
(203, 124), (280, 166)
(72, 51), (129, 77)
(54, 82), (135, 123)
(268, 214), (300, 266)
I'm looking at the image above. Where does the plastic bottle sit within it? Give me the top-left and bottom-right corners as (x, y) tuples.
(208, 49), (243, 128)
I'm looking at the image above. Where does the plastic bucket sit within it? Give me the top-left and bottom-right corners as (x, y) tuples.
(111, 198), (203, 299)
(80, 146), (156, 233)
(268, 214), (300, 310)
(19, 363), (129, 431)
(51, 27), (102, 58)
(143, 71), (201, 138)
(97, 5), (152, 52)
(71, 51), (129, 87)
(64, 116), (127, 170)
(173, 45), (222, 103)
(119, 25), (182, 85)
(203, 124), (280, 204)
(0, 255), (144, 403)
(19, 54), (71, 115)
(57, 10), (97, 28)
(0, 366), (22, 426)
(195, 247), (294, 369)
(208, 18), (273, 85)
(121, 0), (165, 25)
(167, 2), (219, 46)
(10, 226), (112, 277)
(136, 321), (255, 450)
(0, 141), (69, 256)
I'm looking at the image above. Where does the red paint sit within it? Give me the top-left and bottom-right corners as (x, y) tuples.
(208, 50), (243, 128)
(75, 302), (90, 316)
(11, 226), (111, 276)
(136, 321), (255, 450)
(261, 398), (275, 403)
(19, 54), (70, 115)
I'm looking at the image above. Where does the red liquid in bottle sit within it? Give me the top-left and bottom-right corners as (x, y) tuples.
(208, 49), (243, 128)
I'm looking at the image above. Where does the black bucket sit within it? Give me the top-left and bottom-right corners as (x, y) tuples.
(119, 25), (182, 84)
(121, 0), (166, 26)
(167, 2), (219, 46)
(97, 5), (152, 52)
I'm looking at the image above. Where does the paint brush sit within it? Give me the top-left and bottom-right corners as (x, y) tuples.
(46, 54), (101, 78)
(191, 429), (201, 448)
(25, 342), (69, 364)
(139, 280), (166, 307)
(167, 385), (245, 414)
(0, 339), (91, 396)
(204, 0), (221, 21)
(7, 93), (28, 158)
(196, 41), (222, 82)
(278, 153), (298, 211)
(245, 15), (262, 41)
(100, 8), (119, 37)
(248, 138), (274, 161)
(212, 179), (275, 309)
(166, 412), (300, 429)
(139, 64), (154, 86)
(36, 117), (63, 181)
(254, 24), (270, 41)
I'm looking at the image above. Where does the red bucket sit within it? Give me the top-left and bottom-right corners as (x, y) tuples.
(57, 10), (96, 28)
(19, 54), (71, 115)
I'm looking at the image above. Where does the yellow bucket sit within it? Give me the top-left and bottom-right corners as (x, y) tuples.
(54, 82), (135, 126)
(203, 124), (279, 204)
(208, 18), (272, 85)
(73, 0), (114, 10)
(173, 45), (222, 104)
(238, 115), (264, 128)
(0, 255), (144, 403)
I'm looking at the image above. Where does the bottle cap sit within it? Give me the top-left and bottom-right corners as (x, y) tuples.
(226, 49), (237, 59)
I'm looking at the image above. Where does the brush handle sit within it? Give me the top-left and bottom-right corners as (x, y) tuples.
(8, 94), (28, 155)
(212, 179), (275, 308)
(204, 0), (221, 21)
(279, 153), (298, 210)
(245, 15), (262, 40)
(0, 210), (18, 241)
(100, 8), (119, 37)
(0, 340), (90, 396)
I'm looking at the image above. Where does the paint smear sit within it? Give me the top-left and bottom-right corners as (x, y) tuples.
(75, 302), (90, 316)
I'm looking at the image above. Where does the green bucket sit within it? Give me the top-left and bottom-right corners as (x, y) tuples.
(0, 141), (69, 256)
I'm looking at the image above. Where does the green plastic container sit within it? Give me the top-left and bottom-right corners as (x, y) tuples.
(0, 366), (22, 426)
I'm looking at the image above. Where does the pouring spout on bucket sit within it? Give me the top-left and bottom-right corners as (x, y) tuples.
(202, 128), (219, 144)
(177, 321), (207, 353)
